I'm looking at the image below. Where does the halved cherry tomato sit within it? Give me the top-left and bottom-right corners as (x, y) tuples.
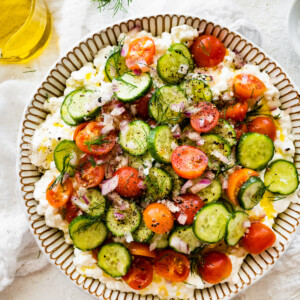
(135, 92), (152, 119)
(191, 35), (226, 67)
(127, 242), (157, 259)
(226, 168), (258, 205)
(199, 251), (232, 284)
(114, 167), (144, 198)
(248, 116), (276, 141)
(241, 222), (276, 255)
(122, 257), (153, 290)
(175, 194), (204, 225)
(75, 122), (116, 156)
(126, 37), (155, 72)
(155, 250), (190, 282)
(225, 101), (248, 122)
(171, 145), (208, 179)
(234, 74), (266, 99)
(235, 122), (248, 140)
(46, 178), (73, 208)
(143, 203), (174, 234)
(64, 200), (81, 223)
(73, 122), (89, 141)
(190, 101), (219, 133)
(75, 155), (105, 188)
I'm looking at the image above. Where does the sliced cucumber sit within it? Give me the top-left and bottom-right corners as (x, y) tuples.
(225, 211), (249, 246)
(220, 198), (235, 213)
(193, 203), (230, 243)
(196, 179), (222, 203)
(198, 134), (231, 161)
(105, 50), (128, 81)
(157, 50), (190, 84)
(81, 189), (107, 217)
(164, 165), (184, 198)
(169, 226), (201, 254)
(180, 79), (212, 102)
(132, 218), (154, 243)
(210, 119), (236, 147)
(264, 159), (299, 195)
(68, 89), (100, 122)
(53, 140), (81, 176)
(97, 243), (132, 277)
(128, 151), (154, 170)
(106, 202), (141, 237)
(238, 176), (266, 210)
(237, 132), (274, 170)
(113, 72), (152, 102)
(60, 90), (79, 126)
(150, 233), (169, 249)
(69, 215), (108, 251)
(119, 120), (150, 155)
(147, 125), (178, 164)
(169, 43), (194, 71)
(146, 167), (173, 201)
(149, 85), (189, 125)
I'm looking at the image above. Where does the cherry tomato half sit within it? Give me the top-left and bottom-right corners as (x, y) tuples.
(46, 178), (73, 208)
(175, 194), (204, 225)
(234, 122), (248, 140)
(127, 242), (157, 259)
(143, 203), (174, 234)
(64, 200), (81, 223)
(199, 251), (232, 284)
(135, 92), (152, 119)
(225, 101), (248, 122)
(191, 35), (226, 67)
(73, 122), (89, 141)
(122, 257), (153, 290)
(171, 145), (208, 179)
(248, 116), (276, 141)
(190, 101), (219, 133)
(155, 250), (190, 282)
(241, 222), (276, 255)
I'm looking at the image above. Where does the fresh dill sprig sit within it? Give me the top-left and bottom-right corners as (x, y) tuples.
(268, 195), (286, 202)
(84, 134), (109, 151)
(189, 246), (207, 276)
(92, 0), (132, 16)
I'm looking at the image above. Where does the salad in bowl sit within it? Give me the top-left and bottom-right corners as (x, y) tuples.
(30, 24), (299, 299)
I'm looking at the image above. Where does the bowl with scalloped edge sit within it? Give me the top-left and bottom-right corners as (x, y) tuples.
(17, 14), (300, 300)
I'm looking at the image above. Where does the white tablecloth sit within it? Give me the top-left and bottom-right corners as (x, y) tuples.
(0, 0), (300, 299)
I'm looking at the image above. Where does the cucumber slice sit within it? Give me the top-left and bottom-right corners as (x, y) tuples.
(119, 120), (150, 155)
(164, 166), (184, 198)
(198, 134), (231, 161)
(238, 176), (266, 210)
(220, 198), (235, 213)
(147, 125), (178, 164)
(169, 43), (194, 71)
(180, 79), (212, 102)
(193, 202), (230, 243)
(237, 132), (274, 170)
(97, 243), (132, 277)
(132, 218), (154, 243)
(68, 89), (100, 122)
(225, 211), (249, 246)
(150, 233), (169, 249)
(60, 90), (79, 126)
(264, 159), (299, 195)
(105, 50), (128, 81)
(128, 151), (154, 170)
(149, 85), (189, 125)
(81, 189), (107, 217)
(113, 72), (152, 102)
(106, 202), (141, 237)
(169, 226), (201, 254)
(146, 167), (173, 201)
(69, 215), (108, 251)
(53, 140), (81, 176)
(196, 179), (222, 203)
(157, 50), (190, 84)
(210, 119), (236, 147)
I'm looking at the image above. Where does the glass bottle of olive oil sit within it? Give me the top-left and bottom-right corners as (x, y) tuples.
(0, 0), (51, 63)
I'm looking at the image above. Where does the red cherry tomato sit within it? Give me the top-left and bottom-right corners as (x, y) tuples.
(234, 74), (266, 99)
(175, 194), (204, 225)
(241, 222), (276, 255)
(64, 201), (81, 223)
(191, 35), (226, 67)
(122, 257), (153, 290)
(248, 116), (276, 141)
(235, 123), (248, 140)
(190, 101), (219, 133)
(225, 101), (248, 122)
(75, 155), (105, 188)
(73, 122), (89, 141)
(127, 242), (157, 259)
(113, 167), (144, 198)
(155, 250), (190, 282)
(199, 251), (232, 284)
(46, 178), (73, 208)
(171, 145), (208, 179)
(135, 92), (152, 119)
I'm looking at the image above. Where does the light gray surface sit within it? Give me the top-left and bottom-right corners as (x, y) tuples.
(1, 0), (300, 299)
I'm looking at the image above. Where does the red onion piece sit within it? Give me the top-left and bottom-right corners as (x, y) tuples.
(101, 175), (119, 195)
(171, 124), (181, 139)
(81, 195), (89, 205)
(120, 44), (129, 57)
(124, 231), (134, 243)
(107, 192), (130, 210)
(132, 69), (142, 76)
(211, 150), (230, 164)
(204, 171), (215, 180)
(149, 241), (157, 252)
(243, 220), (251, 228)
(177, 213), (188, 225)
(181, 180), (194, 194)
(222, 178), (228, 189)
(190, 179), (212, 194)
(114, 212), (125, 220)
(111, 106), (125, 116)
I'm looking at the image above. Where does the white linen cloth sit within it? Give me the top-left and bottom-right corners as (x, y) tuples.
(0, 0), (299, 299)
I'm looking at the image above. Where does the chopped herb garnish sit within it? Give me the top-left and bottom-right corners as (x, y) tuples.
(84, 135), (109, 151)
(92, 0), (132, 15)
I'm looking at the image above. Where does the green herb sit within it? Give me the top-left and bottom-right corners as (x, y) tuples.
(23, 69), (36, 73)
(268, 195), (286, 202)
(84, 135), (109, 151)
(198, 39), (211, 56)
(189, 246), (206, 276)
(89, 156), (97, 167)
(37, 250), (41, 259)
(115, 77), (138, 91)
(92, 0), (132, 15)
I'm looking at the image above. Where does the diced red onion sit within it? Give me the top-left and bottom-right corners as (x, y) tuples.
(270, 106), (278, 111)
(130, 104), (137, 116)
(137, 180), (146, 189)
(132, 69), (142, 76)
(204, 171), (215, 180)
(170, 236), (189, 254)
(211, 150), (230, 164)
(120, 44), (129, 57)
(159, 200), (180, 213)
(81, 195), (89, 205)
(190, 179), (211, 194)
(184, 106), (202, 117)
(114, 212), (125, 220)
(111, 106), (125, 116)
(137, 60), (150, 72)
(177, 213), (188, 225)
(186, 131), (202, 142)
(184, 111), (192, 118)
(124, 231), (134, 243)
(243, 220), (251, 228)
(101, 175), (119, 195)
(170, 102), (185, 112)
(120, 120), (130, 131)
(101, 124), (115, 134)
(71, 196), (89, 211)
(196, 137), (205, 146)
(112, 82), (119, 92)
(171, 124), (181, 139)
(222, 178), (228, 189)
(149, 241), (157, 252)
(181, 180), (194, 194)
(107, 192), (130, 210)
